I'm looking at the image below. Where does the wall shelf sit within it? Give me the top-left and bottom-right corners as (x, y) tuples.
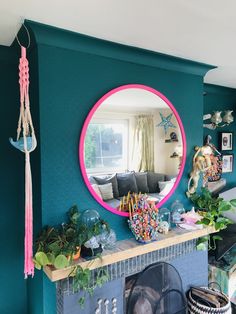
(44, 226), (215, 282)
(165, 140), (179, 143)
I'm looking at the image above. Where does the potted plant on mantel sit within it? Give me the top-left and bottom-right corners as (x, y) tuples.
(33, 206), (84, 270)
(33, 206), (110, 308)
(188, 187), (236, 250)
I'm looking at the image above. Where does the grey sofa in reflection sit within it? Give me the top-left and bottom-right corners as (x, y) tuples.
(89, 171), (175, 208)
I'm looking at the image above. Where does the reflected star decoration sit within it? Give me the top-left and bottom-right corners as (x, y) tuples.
(157, 113), (176, 135)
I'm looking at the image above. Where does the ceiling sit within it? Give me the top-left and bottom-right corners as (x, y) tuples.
(2, 0), (236, 88)
(102, 88), (168, 113)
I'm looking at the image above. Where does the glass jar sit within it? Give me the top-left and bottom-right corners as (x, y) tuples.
(158, 207), (171, 225)
(171, 200), (185, 225)
(99, 228), (117, 250)
(80, 209), (100, 228)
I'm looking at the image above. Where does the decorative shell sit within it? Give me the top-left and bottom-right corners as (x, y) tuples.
(157, 221), (169, 234)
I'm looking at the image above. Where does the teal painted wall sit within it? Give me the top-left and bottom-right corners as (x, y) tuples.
(204, 84), (236, 189)
(0, 46), (28, 314)
(26, 21), (212, 314)
(37, 44), (205, 235)
(1, 21), (214, 314)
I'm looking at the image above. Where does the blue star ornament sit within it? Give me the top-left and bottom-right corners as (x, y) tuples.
(157, 113), (176, 135)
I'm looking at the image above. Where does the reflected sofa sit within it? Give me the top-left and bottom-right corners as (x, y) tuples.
(89, 171), (176, 208)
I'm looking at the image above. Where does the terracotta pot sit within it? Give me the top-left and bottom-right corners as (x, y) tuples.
(73, 247), (81, 260)
(67, 247), (81, 261)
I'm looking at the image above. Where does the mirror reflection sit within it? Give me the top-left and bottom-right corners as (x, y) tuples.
(80, 86), (185, 216)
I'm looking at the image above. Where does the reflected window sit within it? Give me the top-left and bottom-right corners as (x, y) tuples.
(85, 119), (128, 174)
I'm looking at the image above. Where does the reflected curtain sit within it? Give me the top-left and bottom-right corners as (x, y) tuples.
(132, 115), (154, 172)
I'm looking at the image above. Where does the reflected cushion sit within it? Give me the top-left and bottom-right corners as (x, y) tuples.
(91, 184), (102, 199)
(147, 172), (165, 193)
(98, 183), (114, 201)
(93, 174), (119, 199)
(165, 175), (177, 181)
(89, 176), (97, 185)
(117, 172), (138, 197)
(159, 180), (175, 196)
(134, 172), (149, 193)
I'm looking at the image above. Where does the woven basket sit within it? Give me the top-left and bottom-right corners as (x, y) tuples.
(188, 287), (231, 314)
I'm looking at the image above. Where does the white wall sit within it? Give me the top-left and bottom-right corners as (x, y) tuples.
(154, 108), (182, 176)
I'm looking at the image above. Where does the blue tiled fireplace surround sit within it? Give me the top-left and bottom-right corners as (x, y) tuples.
(56, 240), (208, 314)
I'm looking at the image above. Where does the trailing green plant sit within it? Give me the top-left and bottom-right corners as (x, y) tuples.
(33, 205), (111, 308)
(70, 221), (110, 307)
(188, 187), (236, 251)
(72, 265), (109, 308)
(188, 187), (236, 231)
(196, 234), (223, 251)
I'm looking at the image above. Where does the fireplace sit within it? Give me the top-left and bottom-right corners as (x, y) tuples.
(56, 239), (208, 313)
(126, 262), (187, 314)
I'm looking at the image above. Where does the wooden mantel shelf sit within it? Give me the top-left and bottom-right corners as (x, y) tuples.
(44, 226), (215, 282)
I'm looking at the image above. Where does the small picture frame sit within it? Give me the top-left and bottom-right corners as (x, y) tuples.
(222, 154), (234, 173)
(220, 132), (233, 151)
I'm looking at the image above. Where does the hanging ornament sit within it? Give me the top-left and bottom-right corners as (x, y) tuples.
(156, 112), (176, 135)
(9, 35), (37, 278)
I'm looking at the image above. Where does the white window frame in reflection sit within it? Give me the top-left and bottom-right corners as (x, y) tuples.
(85, 118), (129, 175)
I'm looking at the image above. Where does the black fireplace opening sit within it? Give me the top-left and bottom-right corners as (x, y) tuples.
(126, 262), (187, 314)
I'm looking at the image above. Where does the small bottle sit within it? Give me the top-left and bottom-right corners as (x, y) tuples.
(171, 200), (185, 225)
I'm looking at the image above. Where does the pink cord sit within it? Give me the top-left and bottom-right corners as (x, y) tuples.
(19, 47), (35, 278)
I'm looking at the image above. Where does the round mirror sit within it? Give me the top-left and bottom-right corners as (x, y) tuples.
(79, 84), (186, 216)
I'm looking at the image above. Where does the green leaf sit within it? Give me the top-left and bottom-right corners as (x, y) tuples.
(197, 243), (207, 251)
(54, 254), (69, 269)
(48, 241), (61, 253)
(96, 275), (109, 287)
(216, 217), (232, 227)
(219, 202), (231, 212)
(87, 287), (94, 296)
(46, 253), (55, 265)
(204, 212), (214, 220)
(197, 236), (209, 244)
(35, 252), (49, 266)
(230, 199), (236, 207)
(33, 258), (42, 270)
(78, 297), (85, 308)
(96, 253), (102, 260)
(209, 204), (217, 212)
(212, 235), (222, 241)
(201, 218), (211, 225)
(83, 268), (91, 277)
(215, 222), (222, 230)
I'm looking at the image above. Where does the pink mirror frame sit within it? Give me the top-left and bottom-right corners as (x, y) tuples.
(79, 84), (187, 217)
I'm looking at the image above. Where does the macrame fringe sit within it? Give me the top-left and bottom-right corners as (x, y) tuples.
(24, 152), (34, 278)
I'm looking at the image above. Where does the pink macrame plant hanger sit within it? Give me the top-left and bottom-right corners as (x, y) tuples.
(10, 45), (37, 278)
